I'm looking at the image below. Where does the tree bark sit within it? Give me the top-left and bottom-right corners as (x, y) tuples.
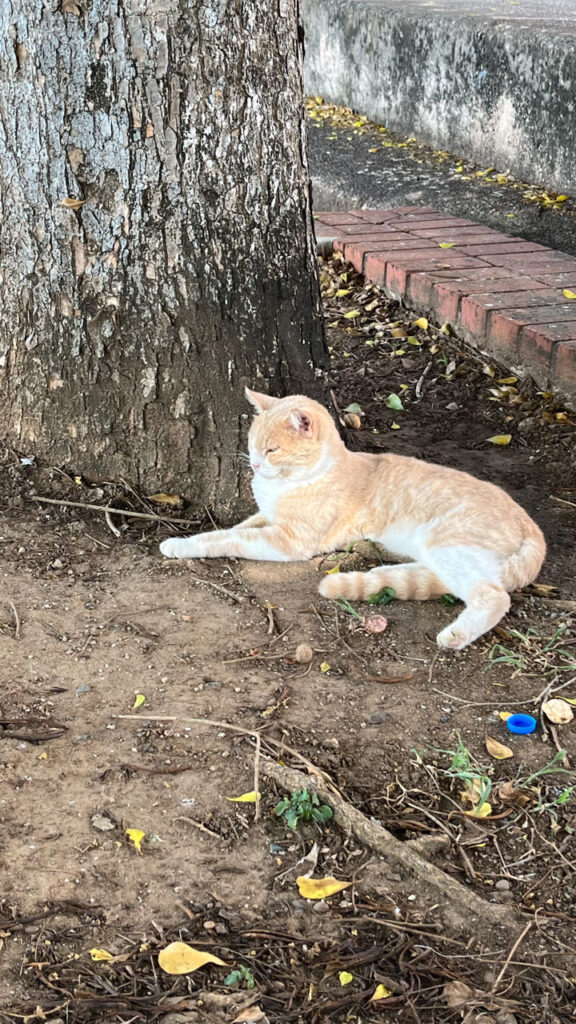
(0, 0), (326, 510)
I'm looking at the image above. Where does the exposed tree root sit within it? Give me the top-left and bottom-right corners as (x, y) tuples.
(263, 760), (524, 937)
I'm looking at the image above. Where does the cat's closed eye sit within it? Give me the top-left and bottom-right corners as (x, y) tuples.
(265, 446), (279, 455)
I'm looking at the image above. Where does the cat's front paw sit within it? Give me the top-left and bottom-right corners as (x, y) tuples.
(160, 537), (198, 559)
(436, 624), (472, 650)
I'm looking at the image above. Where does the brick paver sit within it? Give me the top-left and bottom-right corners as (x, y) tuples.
(314, 208), (576, 403)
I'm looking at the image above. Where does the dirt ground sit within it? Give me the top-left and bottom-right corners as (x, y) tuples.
(1, 259), (576, 1023)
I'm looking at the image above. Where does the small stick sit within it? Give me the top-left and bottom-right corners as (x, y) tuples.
(8, 601), (21, 639)
(104, 509), (121, 538)
(550, 495), (576, 509)
(174, 816), (223, 840)
(265, 603), (275, 635)
(187, 573), (243, 604)
(254, 732), (261, 823)
(29, 495), (200, 525)
(415, 360), (432, 399)
(548, 724), (570, 768)
(492, 920), (533, 992)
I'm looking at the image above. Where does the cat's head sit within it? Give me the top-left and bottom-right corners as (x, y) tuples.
(245, 388), (340, 480)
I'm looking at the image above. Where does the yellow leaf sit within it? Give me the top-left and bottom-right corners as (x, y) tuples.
(556, 195), (569, 202)
(296, 876), (352, 900)
(126, 828), (146, 853)
(486, 434), (512, 445)
(498, 711), (512, 721)
(563, 289), (576, 299)
(497, 376), (518, 384)
(226, 791), (261, 803)
(147, 493), (182, 506)
(438, 242), (455, 249)
(562, 697), (576, 706)
(439, 322), (452, 335)
(463, 802), (492, 819)
(485, 735), (514, 760)
(483, 364), (496, 377)
(90, 948), (115, 962)
(367, 147), (379, 153)
(407, 336), (421, 345)
(132, 693), (146, 710)
(74, 475), (83, 486)
(336, 288), (352, 297)
(158, 941), (229, 975)
(339, 971), (354, 986)
(61, 197), (84, 209)
(413, 317), (428, 330)
(343, 309), (361, 320)
(320, 662), (330, 673)
(324, 564), (340, 574)
(391, 422), (400, 430)
(371, 984), (393, 1001)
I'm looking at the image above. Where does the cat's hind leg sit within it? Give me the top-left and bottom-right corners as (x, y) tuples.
(319, 563), (446, 601)
(426, 546), (510, 650)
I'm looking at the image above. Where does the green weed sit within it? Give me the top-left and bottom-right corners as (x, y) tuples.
(275, 788), (333, 831)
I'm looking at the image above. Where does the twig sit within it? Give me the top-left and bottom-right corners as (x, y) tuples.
(104, 509), (121, 538)
(264, 603), (275, 635)
(548, 724), (570, 767)
(492, 920), (533, 992)
(187, 573), (243, 604)
(174, 816), (223, 840)
(29, 495), (200, 525)
(415, 360), (432, 399)
(254, 733), (261, 823)
(550, 495), (576, 509)
(8, 601), (20, 639)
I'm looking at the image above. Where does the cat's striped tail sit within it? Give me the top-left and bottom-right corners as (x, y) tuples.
(500, 527), (547, 592)
(319, 563), (446, 602)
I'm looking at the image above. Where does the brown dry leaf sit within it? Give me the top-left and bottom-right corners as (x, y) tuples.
(61, 197), (84, 209)
(442, 980), (475, 1009)
(233, 1008), (269, 1024)
(158, 941), (229, 975)
(496, 780), (531, 807)
(296, 876), (352, 900)
(148, 493), (182, 506)
(542, 698), (574, 724)
(485, 735), (514, 760)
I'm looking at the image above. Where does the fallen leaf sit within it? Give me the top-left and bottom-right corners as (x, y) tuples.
(485, 736), (514, 760)
(385, 393), (403, 411)
(147, 493), (182, 506)
(371, 984), (393, 1001)
(390, 327), (407, 339)
(463, 801), (492, 818)
(324, 564), (340, 574)
(557, 195), (569, 202)
(498, 376), (518, 384)
(486, 434), (512, 445)
(339, 971), (354, 985)
(413, 316), (428, 330)
(233, 1008), (268, 1024)
(226, 791), (261, 803)
(344, 402), (364, 416)
(132, 693), (146, 710)
(336, 288), (352, 297)
(391, 422), (400, 430)
(90, 948), (115, 962)
(542, 698), (574, 724)
(439, 322), (453, 335)
(438, 242), (455, 249)
(563, 290), (576, 300)
(343, 309), (361, 320)
(498, 711), (512, 721)
(158, 941), (229, 975)
(407, 335), (421, 345)
(126, 828), (146, 853)
(61, 197), (84, 209)
(320, 662), (330, 673)
(442, 980), (475, 1008)
(296, 876), (352, 899)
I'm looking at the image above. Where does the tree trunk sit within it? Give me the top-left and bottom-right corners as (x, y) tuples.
(0, 0), (327, 511)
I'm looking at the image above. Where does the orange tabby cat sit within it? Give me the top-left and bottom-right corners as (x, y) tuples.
(160, 389), (546, 649)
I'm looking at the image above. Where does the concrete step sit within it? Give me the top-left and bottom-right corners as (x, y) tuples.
(303, 0), (576, 194)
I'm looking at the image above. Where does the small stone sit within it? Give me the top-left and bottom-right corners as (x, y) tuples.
(368, 712), (386, 725)
(91, 813), (115, 832)
(495, 879), (511, 891)
(75, 684), (91, 695)
(203, 920), (216, 930)
(312, 900), (330, 914)
(51, 558), (64, 569)
(295, 643), (314, 664)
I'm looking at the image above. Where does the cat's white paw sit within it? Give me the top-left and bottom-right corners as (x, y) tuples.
(436, 624), (472, 650)
(160, 537), (197, 559)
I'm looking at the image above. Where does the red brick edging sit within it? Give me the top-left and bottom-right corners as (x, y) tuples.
(314, 207), (576, 404)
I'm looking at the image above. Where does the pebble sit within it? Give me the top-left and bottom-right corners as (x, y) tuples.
(495, 878), (511, 890)
(312, 900), (330, 914)
(368, 712), (386, 725)
(75, 684), (91, 695)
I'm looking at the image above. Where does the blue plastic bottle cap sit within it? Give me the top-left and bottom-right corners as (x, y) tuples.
(506, 713), (537, 735)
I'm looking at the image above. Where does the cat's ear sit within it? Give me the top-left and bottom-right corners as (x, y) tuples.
(290, 409), (315, 436)
(245, 387), (279, 412)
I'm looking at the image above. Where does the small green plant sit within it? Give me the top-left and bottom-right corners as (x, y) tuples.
(436, 732), (492, 807)
(275, 788), (333, 830)
(225, 965), (256, 989)
(439, 593), (459, 606)
(367, 586), (396, 606)
(335, 598), (363, 621)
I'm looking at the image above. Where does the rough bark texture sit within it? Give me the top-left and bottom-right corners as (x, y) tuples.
(0, 0), (326, 509)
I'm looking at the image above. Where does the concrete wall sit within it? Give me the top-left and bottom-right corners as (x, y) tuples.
(302, 0), (576, 194)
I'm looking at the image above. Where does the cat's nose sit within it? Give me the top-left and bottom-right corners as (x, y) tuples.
(251, 461), (261, 472)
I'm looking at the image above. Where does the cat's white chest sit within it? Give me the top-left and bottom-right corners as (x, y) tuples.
(252, 474), (282, 520)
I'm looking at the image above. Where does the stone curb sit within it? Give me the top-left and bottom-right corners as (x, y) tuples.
(315, 207), (576, 406)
